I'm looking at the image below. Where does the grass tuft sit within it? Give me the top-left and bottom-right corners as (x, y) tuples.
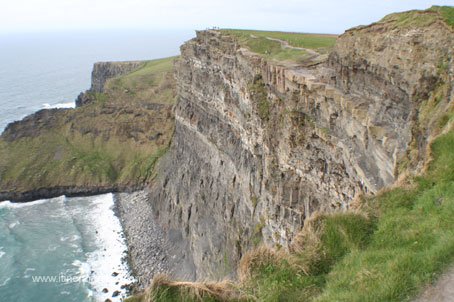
(125, 274), (247, 302)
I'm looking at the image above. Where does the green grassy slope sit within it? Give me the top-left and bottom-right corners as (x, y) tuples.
(0, 57), (177, 195)
(380, 5), (454, 29)
(317, 132), (454, 301)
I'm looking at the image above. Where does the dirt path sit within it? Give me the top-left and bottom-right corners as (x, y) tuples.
(414, 266), (454, 302)
(265, 37), (320, 56)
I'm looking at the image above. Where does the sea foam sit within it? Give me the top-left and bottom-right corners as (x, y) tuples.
(0, 198), (51, 209)
(42, 102), (75, 109)
(77, 193), (135, 302)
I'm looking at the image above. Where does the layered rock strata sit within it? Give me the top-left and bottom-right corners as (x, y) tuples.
(148, 24), (452, 280)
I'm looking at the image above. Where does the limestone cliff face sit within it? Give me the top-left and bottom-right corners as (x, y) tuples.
(149, 24), (453, 280)
(328, 18), (453, 175)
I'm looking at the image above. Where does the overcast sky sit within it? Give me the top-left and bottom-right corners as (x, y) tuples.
(1, 0), (453, 34)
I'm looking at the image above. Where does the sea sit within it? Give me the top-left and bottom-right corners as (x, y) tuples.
(0, 29), (194, 302)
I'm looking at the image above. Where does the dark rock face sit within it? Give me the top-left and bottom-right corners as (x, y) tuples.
(2, 109), (68, 142)
(147, 27), (453, 281)
(75, 91), (94, 107)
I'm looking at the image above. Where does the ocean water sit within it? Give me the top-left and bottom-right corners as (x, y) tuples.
(0, 194), (133, 302)
(0, 30), (194, 301)
(0, 29), (194, 132)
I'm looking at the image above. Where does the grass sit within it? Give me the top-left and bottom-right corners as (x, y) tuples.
(222, 29), (336, 63)
(223, 29), (337, 50)
(237, 212), (374, 302)
(127, 275), (246, 302)
(248, 75), (271, 121)
(316, 134), (454, 301)
(380, 6), (454, 29)
(107, 57), (178, 105)
(429, 6), (454, 27)
(0, 57), (177, 194)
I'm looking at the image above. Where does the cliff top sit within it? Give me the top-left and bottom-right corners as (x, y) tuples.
(221, 29), (337, 65)
(348, 5), (454, 32)
(381, 6), (453, 29)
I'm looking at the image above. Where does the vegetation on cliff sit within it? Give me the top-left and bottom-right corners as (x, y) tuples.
(380, 6), (454, 29)
(0, 57), (177, 199)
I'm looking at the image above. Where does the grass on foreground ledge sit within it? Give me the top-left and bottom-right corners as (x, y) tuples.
(127, 129), (454, 301)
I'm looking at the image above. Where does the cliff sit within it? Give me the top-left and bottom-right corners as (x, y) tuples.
(0, 58), (177, 202)
(146, 19), (452, 282)
(0, 5), (453, 302)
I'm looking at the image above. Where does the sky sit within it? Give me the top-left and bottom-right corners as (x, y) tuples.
(1, 0), (453, 34)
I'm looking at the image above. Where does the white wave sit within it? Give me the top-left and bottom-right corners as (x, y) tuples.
(0, 195), (65, 209)
(0, 193), (134, 301)
(0, 247), (5, 259)
(72, 260), (92, 280)
(42, 102), (75, 109)
(80, 193), (135, 302)
(0, 277), (10, 287)
(70, 234), (81, 242)
(8, 221), (20, 229)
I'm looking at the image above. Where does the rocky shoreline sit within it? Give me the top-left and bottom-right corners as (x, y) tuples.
(114, 190), (196, 291)
(114, 190), (170, 290)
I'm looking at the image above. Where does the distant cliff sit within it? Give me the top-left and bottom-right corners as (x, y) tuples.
(0, 58), (176, 202)
(76, 61), (145, 107)
(91, 61), (144, 93)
